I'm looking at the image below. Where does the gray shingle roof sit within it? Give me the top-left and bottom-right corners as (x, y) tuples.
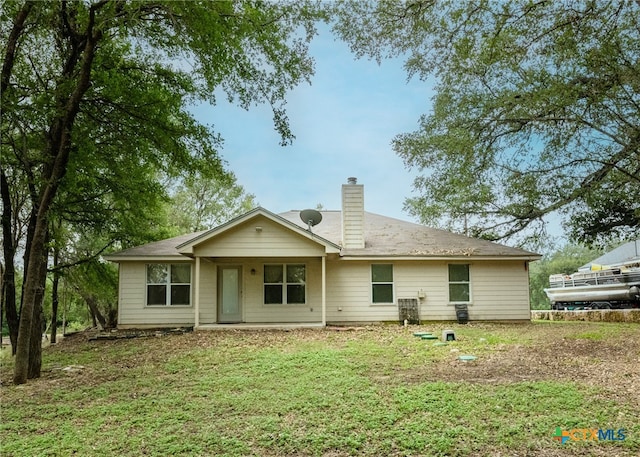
(279, 211), (538, 258)
(106, 231), (208, 258)
(106, 210), (538, 260)
(580, 239), (640, 269)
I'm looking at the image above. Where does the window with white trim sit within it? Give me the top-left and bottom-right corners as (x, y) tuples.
(448, 264), (470, 302)
(264, 264), (306, 304)
(371, 264), (394, 303)
(146, 264), (191, 306)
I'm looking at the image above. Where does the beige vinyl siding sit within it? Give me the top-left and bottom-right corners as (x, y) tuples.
(324, 261), (455, 322)
(198, 261), (217, 324)
(242, 257), (323, 323)
(395, 262), (453, 320)
(118, 261), (195, 326)
(325, 259), (531, 323)
(117, 257), (531, 327)
(325, 261), (396, 322)
(341, 183), (365, 249)
(468, 260), (531, 320)
(193, 216), (325, 258)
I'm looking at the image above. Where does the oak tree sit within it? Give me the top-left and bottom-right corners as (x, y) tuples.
(2, 0), (326, 384)
(333, 0), (640, 245)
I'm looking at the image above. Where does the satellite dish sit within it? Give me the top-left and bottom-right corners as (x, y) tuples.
(300, 209), (322, 231)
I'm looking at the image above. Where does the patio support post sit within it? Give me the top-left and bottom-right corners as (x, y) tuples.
(194, 256), (200, 328)
(322, 255), (326, 326)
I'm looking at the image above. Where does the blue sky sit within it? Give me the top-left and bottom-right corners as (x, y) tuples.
(191, 27), (432, 221)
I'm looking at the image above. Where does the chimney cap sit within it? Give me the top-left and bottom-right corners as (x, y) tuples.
(347, 177), (357, 184)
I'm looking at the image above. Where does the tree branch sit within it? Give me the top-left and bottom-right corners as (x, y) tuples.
(48, 241), (115, 274)
(1, 1), (34, 96)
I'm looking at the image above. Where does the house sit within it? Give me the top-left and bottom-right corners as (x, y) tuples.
(106, 178), (540, 328)
(579, 239), (640, 271)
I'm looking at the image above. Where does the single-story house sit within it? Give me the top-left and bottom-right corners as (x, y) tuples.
(106, 178), (540, 328)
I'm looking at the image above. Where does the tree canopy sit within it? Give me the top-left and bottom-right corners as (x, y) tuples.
(166, 172), (256, 234)
(528, 243), (603, 309)
(2, 0), (327, 384)
(333, 0), (640, 246)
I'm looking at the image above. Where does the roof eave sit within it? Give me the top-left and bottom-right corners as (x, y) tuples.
(339, 254), (541, 261)
(104, 255), (191, 263)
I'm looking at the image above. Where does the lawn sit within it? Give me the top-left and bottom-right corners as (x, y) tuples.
(1, 321), (638, 456)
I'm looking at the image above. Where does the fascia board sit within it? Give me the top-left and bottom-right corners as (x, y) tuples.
(338, 255), (542, 261)
(104, 256), (192, 263)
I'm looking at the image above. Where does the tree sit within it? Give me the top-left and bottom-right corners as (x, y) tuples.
(167, 172), (256, 233)
(529, 243), (603, 309)
(2, 0), (327, 384)
(0, 168), (26, 353)
(332, 0), (640, 245)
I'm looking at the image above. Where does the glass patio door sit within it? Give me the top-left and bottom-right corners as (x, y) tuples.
(218, 266), (242, 323)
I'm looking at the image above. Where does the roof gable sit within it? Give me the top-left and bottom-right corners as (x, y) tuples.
(176, 207), (340, 256)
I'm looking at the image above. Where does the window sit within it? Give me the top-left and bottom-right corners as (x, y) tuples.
(146, 264), (191, 306)
(448, 264), (470, 302)
(371, 264), (393, 303)
(264, 264), (306, 304)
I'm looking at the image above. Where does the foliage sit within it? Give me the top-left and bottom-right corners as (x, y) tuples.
(529, 243), (604, 309)
(166, 172), (256, 234)
(332, 0), (640, 246)
(1, 0), (328, 383)
(1, 323), (639, 456)
(1, 268), (90, 338)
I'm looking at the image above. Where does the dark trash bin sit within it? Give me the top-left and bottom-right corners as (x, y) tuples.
(454, 304), (469, 324)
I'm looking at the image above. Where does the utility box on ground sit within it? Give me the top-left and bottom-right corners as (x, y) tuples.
(442, 329), (456, 341)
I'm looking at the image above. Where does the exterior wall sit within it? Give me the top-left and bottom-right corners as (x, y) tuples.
(325, 260), (399, 322)
(118, 261), (196, 326)
(325, 259), (531, 323)
(118, 257), (531, 327)
(118, 258), (324, 327)
(469, 260), (531, 320)
(235, 257), (323, 323)
(197, 258), (322, 324)
(198, 260), (217, 324)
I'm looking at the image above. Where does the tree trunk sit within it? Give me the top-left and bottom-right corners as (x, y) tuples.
(28, 251), (47, 379)
(0, 169), (19, 354)
(85, 295), (107, 330)
(12, 2), (104, 385)
(50, 273), (59, 344)
(0, 262), (4, 351)
(90, 303), (98, 328)
(1, 3), (33, 358)
(14, 209), (49, 384)
(50, 246), (60, 344)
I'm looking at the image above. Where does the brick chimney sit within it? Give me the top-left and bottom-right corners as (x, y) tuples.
(342, 177), (365, 249)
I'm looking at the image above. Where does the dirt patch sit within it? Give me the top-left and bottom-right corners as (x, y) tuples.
(372, 326), (640, 410)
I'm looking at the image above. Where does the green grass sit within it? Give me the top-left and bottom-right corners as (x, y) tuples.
(1, 322), (639, 456)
